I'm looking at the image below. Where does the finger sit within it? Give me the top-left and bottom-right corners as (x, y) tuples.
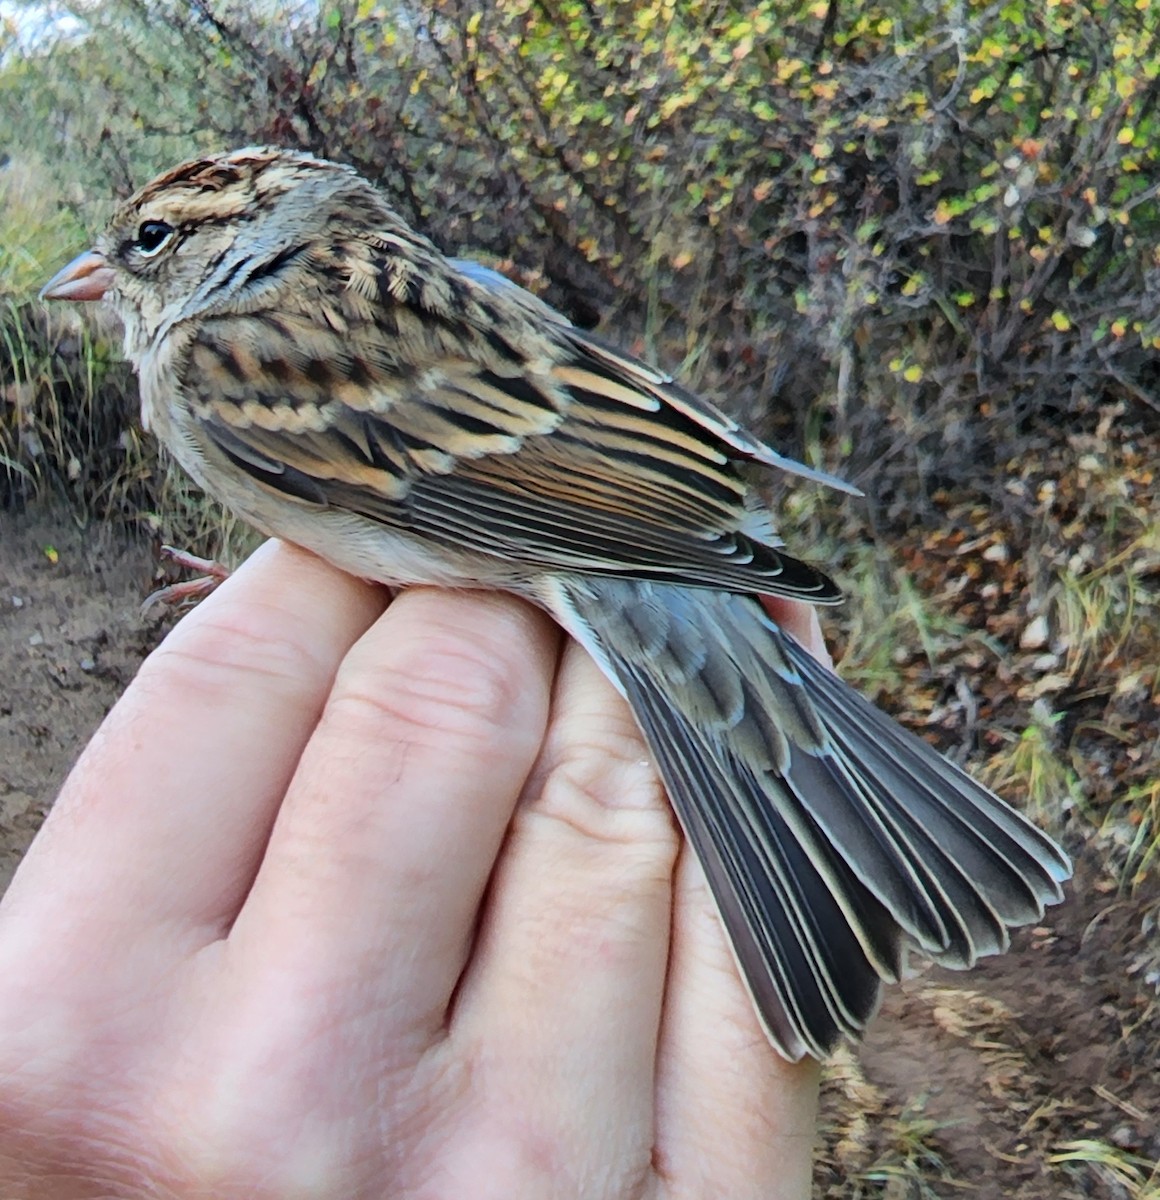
(654, 845), (821, 1198)
(229, 588), (560, 1038)
(448, 639), (679, 1173)
(760, 595), (832, 666)
(3, 542), (384, 944)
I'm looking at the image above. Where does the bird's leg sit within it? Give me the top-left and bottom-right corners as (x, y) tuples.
(143, 545), (232, 613)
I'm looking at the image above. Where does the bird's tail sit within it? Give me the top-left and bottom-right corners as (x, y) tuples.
(544, 575), (1071, 1061)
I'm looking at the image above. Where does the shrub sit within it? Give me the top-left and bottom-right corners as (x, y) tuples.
(3, 0), (1159, 520)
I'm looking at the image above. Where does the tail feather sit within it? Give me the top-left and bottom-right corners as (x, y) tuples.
(545, 575), (1072, 1061)
(787, 642), (1070, 910)
(740, 679), (959, 953)
(627, 673), (898, 1058)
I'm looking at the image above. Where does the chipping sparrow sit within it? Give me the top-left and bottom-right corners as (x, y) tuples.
(42, 147), (1070, 1060)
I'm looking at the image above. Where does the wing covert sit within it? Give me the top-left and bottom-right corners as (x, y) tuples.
(178, 249), (844, 601)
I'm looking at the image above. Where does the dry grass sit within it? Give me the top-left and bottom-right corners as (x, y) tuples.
(816, 1048), (965, 1199)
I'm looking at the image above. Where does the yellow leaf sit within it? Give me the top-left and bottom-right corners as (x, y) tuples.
(903, 365), (923, 383)
(1050, 311), (1071, 331)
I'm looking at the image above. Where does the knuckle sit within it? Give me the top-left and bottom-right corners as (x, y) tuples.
(145, 604), (326, 702)
(531, 738), (678, 850)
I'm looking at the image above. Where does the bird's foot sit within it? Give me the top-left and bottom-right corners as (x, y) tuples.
(143, 545), (232, 613)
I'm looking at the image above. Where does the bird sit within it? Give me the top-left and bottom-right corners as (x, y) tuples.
(41, 146), (1071, 1061)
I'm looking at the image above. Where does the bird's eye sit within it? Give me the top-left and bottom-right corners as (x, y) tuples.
(135, 221), (174, 256)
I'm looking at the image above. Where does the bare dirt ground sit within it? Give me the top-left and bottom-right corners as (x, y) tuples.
(0, 509), (164, 890)
(2, 506), (1157, 1198)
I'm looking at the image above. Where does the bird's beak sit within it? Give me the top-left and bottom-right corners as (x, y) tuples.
(40, 250), (115, 302)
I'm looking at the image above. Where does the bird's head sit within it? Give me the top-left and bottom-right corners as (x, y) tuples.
(40, 147), (389, 361)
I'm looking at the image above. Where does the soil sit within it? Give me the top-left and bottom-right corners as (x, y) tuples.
(853, 877), (1160, 1197)
(0, 509), (164, 890)
(1, 506), (1157, 1198)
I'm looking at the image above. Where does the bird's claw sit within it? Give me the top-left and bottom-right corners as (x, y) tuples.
(142, 546), (232, 613)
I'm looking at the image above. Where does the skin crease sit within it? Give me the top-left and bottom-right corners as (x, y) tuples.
(0, 543), (822, 1200)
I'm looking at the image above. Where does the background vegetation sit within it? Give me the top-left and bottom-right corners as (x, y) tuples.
(2, 2), (1158, 1195)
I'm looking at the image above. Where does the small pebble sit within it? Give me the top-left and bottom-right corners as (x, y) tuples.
(1020, 613), (1050, 651)
(28, 632), (44, 647)
(79, 657), (96, 672)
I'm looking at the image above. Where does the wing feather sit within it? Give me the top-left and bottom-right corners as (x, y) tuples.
(181, 250), (846, 600)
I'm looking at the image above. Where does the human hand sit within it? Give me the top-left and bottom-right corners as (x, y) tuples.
(0, 541), (819, 1199)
